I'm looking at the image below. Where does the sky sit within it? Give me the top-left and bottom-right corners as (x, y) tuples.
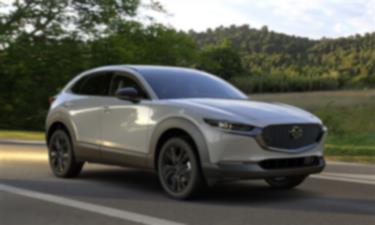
(2, 0), (374, 39)
(149, 0), (375, 39)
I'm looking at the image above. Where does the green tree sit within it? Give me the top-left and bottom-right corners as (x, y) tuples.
(0, 0), (166, 130)
(198, 39), (244, 80)
(0, 0), (166, 46)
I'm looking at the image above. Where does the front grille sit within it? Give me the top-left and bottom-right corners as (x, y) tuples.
(259, 156), (321, 170)
(261, 124), (323, 150)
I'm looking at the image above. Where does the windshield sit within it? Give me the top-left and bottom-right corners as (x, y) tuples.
(139, 68), (247, 100)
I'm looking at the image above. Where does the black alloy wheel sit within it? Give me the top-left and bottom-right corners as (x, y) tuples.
(48, 129), (83, 178)
(158, 137), (203, 199)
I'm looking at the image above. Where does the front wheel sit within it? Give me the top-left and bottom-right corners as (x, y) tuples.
(48, 129), (84, 178)
(157, 137), (204, 200)
(265, 175), (307, 189)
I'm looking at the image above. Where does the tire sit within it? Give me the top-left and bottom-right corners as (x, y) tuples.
(48, 129), (84, 178)
(157, 137), (204, 200)
(265, 175), (307, 189)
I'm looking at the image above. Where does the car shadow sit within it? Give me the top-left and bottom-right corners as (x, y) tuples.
(76, 167), (375, 216)
(3, 166), (373, 217)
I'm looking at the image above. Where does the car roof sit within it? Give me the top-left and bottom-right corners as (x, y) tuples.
(91, 65), (202, 76)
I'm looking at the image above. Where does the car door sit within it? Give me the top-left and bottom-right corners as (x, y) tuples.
(68, 72), (113, 156)
(100, 72), (154, 163)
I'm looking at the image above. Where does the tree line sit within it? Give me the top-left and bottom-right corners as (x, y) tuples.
(0, 1), (374, 130)
(191, 25), (375, 92)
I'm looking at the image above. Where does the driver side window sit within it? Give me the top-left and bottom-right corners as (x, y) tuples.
(109, 74), (148, 99)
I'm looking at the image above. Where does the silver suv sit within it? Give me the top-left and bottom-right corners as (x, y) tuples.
(46, 65), (326, 199)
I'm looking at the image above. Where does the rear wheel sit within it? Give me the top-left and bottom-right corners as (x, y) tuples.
(265, 175), (307, 189)
(157, 137), (204, 199)
(48, 129), (83, 178)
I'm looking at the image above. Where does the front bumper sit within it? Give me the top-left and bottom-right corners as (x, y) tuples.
(202, 156), (325, 180)
(200, 124), (326, 181)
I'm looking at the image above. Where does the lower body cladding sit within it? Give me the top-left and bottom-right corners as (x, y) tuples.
(201, 129), (326, 181)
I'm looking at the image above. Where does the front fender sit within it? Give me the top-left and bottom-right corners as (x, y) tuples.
(146, 117), (210, 169)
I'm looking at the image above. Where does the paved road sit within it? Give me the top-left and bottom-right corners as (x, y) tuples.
(1, 143), (374, 225)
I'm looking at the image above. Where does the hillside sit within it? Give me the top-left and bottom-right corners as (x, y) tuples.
(189, 25), (375, 91)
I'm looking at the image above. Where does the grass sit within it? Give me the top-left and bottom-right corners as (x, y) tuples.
(0, 130), (44, 141)
(252, 89), (375, 163)
(325, 156), (375, 164)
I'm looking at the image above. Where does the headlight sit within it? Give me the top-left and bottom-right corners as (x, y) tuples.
(204, 118), (255, 132)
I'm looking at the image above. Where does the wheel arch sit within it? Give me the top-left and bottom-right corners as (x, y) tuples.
(46, 109), (78, 143)
(46, 121), (72, 145)
(148, 117), (210, 170)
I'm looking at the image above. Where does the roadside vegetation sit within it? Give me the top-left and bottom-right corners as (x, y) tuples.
(0, 130), (44, 141)
(1, 1), (375, 130)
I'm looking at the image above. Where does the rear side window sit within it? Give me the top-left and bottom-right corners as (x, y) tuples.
(72, 72), (112, 96)
(71, 77), (87, 94)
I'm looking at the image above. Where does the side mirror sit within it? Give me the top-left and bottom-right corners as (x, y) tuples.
(115, 87), (140, 103)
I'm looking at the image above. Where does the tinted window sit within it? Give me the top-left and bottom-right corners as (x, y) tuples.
(76, 73), (112, 96)
(71, 76), (87, 94)
(139, 68), (247, 100)
(110, 75), (148, 99)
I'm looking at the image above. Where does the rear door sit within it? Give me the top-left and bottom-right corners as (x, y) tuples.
(68, 72), (112, 154)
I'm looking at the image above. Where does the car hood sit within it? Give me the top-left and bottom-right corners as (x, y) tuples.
(168, 98), (322, 127)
